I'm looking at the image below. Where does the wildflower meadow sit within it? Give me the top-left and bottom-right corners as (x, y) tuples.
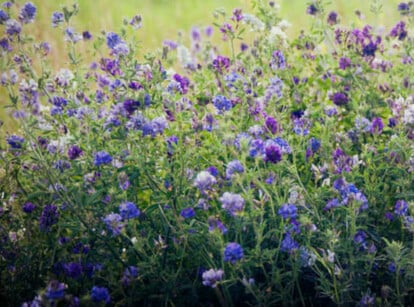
(1, 0), (414, 306)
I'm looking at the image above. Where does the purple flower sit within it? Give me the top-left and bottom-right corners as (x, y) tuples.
(202, 268), (224, 287)
(226, 160), (244, 179)
(82, 31), (92, 40)
(219, 192), (245, 216)
(389, 21), (408, 40)
(280, 233), (299, 253)
(180, 207), (196, 219)
(39, 205), (59, 232)
(398, 2), (410, 14)
(93, 151), (112, 166)
(119, 201), (140, 220)
(194, 171), (216, 192)
(64, 262), (83, 279)
(45, 280), (66, 300)
(353, 230), (367, 245)
(306, 4), (319, 15)
(212, 55), (230, 73)
(224, 242), (244, 264)
(91, 286), (110, 304)
(360, 293), (375, 306)
(122, 266), (138, 286)
(106, 32), (122, 49)
(5, 19), (21, 36)
(6, 135), (24, 149)
(19, 2), (36, 24)
(264, 144), (282, 164)
(208, 216), (227, 233)
(331, 92), (349, 106)
(129, 15), (142, 30)
(22, 202), (36, 213)
(173, 73), (190, 94)
(394, 200), (408, 216)
(278, 204), (298, 220)
(332, 147), (352, 173)
(271, 50), (286, 70)
(339, 57), (351, 69)
(265, 116), (281, 134)
(68, 145), (83, 160)
(327, 11), (338, 25)
(213, 95), (232, 113)
(103, 213), (124, 236)
(51, 11), (64, 27)
(370, 117), (384, 134)
(0, 9), (9, 24)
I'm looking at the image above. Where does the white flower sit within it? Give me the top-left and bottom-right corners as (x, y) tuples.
(242, 13), (265, 32)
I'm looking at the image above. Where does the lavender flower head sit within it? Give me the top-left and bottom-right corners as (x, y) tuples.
(39, 204), (59, 232)
(119, 201), (140, 220)
(224, 242), (244, 264)
(22, 202), (36, 213)
(93, 151), (112, 166)
(226, 160), (244, 179)
(194, 171), (216, 192)
(219, 192), (245, 216)
(91, 286), (110, 304)
(213, 95), (232, 114)
(51, 11), (64, 27)
(202, 269), (224, 287)
(103, 213), (124, 236)
(394, 200), (408, 216)
(19, 2), (36, 24)
(331, 92), (349, 106)
(278, 204), (298, 220)
(68, 145), (83, 160)
(5, 19), (21, 36)
(180, 207), (195, 219)
(6, 135), (24, 149)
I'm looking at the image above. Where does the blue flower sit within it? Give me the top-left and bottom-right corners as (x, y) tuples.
(106, 32), (122, 49)
(213, 95), (232, 113)
(51, 11), (63, 27)
(6, 135), (24, 149)
(224, 242), (244, 264)
(280, 233), (299, 254)
(0, 9), (9, 24)
(354, 230), (367, 246)
(119, 201), (140, 220)
(39, 205), (59, 232)
(64, 262), (83, 279)
(226, 160), (244, 179)
(91, 286), (110, 304)
(264, 144), (282, 164)
(278, 204), (298, 220)
(395, 200), (408, 216)
(103, 213), (124, 236)
(93, 151), (112, 166)
(19, 2), (36, 24)
(180, 207), (196, 219)
(22, 202), (36, 213)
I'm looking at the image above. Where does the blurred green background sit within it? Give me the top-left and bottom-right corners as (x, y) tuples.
(0, 0), (403, 133)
